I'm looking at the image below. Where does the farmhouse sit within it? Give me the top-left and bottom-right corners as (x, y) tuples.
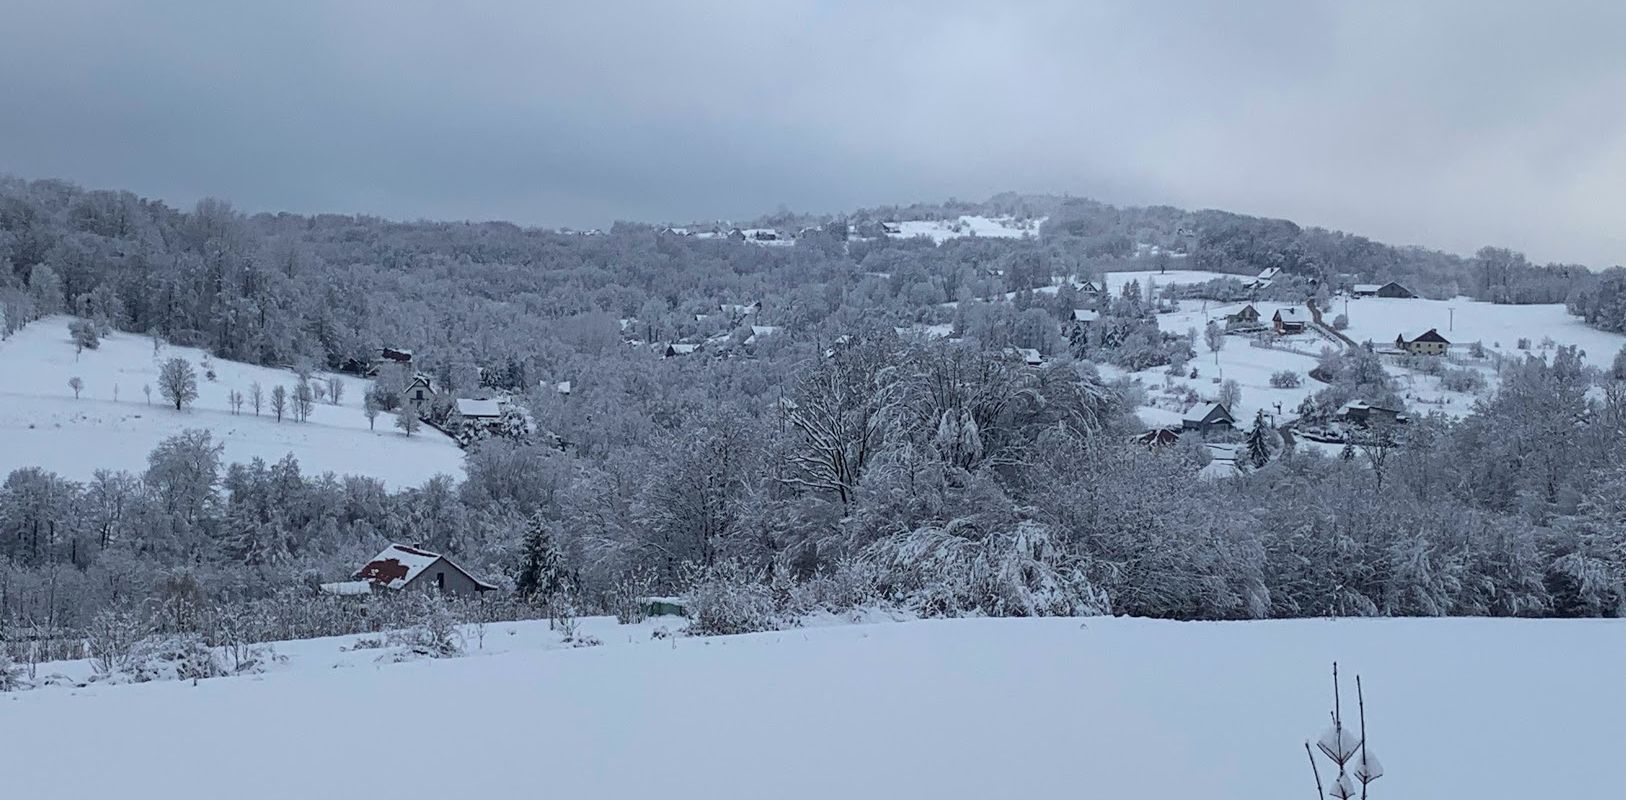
(1064, 308), (1100, 344)
(1249, 267), (1280, 289)
(454, 397), (504, 421)
(405, 373), (436, 407)
(1181, 402), (1236, 437)
(323, 544), (498, 597)
(1338, 401), (1407, 427)
(1225, 304), (1262, 328)
(1272, 307), (1309, 335)
(1353, 281), (1415, 299)
(1396, 328), (1451, 356)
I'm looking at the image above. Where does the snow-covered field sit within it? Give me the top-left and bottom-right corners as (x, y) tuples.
(0, 316), (465, 487)
(1334, 295), (1626, 367)
(1104, 269), (1234, 294)
(887, 215), (1043, 243)
(2, 615), (1619, 799)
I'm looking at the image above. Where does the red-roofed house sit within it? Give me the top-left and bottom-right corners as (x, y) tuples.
(328, 543), (498, 597)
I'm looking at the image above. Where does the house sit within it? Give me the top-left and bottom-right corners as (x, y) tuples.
(1225, 304), (1262, 328)
(1004, 347), (1044, 366)
(325, 544), (498, 597)
(1063, 308), (1100, 345)
(1181, 402), (1236, 437)
(663, 342), (700, 358)
(454, 397), (504, 421)
(1353, 281), (1415, 298)
(1272, 307), (1309, 335)
(1135, 427), (1182, 447)
(1076, 280), (1104, 297)
(720, 301), (763, 319)
(1338, 401), (1407, 427)
(379, 347), (414, 366)
(1249, 267), (1281, 289)
(1396, 328), (1450, 356)
(404, 373), (436, 406)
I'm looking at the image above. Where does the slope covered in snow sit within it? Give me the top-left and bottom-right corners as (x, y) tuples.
(1, 616), (1619, 799)
(1333, 295), (1626, 367)
(0, 316), (465, 487)
(888, 215), (1043, 243)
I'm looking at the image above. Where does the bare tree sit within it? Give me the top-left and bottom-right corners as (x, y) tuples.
(329, 376), (345, 405)
(68, 376), (83, 398)
(364, 394), (380, 430)
(270, 385), (288, 422)
(229, 389), (245, 415)
(158, 357), (199, 410)
(249, 381), (263, 416)
(143, 383), (152, 405)
(294, 377), (315, 422)
(782, 336), (900, 505)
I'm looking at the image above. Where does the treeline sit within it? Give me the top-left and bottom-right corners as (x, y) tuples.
(2, 332), (1623, 658)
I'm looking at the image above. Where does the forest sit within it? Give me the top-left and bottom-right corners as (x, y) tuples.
(1, 175), (1623, 663)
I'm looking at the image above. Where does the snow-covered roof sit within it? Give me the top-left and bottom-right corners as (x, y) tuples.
(1183, 402), (1230, 424)
(554, 381), (572, 395)
(1257, 267), (1282, 280)
(668, 343), (699, 355)
(354, 544), (445, 590)
(1274, 307), (1307, 321)
(1071, 309), (1100, 322)
(353, 544), (498, 591)
(1198, 460), (1240, 481)
(1352, 284), (1381, 293)
(750, 325), (779, 337)
(319, 580), (373, 596)
(455, 398), (503, 418)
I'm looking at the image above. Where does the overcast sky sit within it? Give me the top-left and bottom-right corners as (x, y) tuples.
(2, 1), (1622, 266)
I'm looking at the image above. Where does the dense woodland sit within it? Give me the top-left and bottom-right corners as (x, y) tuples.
(1, 176), (1623, 662)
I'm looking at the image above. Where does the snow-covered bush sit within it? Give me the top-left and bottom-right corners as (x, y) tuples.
(125, 634), (226, 683)
(1440, 366), (1486, 393)
(384, 593), (465, 657)
(607, 569), (657, 624)
(863, 521), (1105, 618)
(1331, 313), (1349, 331)
(87, 607), (148, 676)
(0, 650), (26, 692)
(1270, 370), (1302, 388)
(684, 560), (779, 636)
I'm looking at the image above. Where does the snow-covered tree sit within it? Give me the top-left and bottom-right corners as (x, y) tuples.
(157, 358), (198, 410)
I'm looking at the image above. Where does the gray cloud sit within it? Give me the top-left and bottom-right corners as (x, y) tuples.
(2, 0), (1621, 265)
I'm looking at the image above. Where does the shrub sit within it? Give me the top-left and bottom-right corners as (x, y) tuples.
(87, 607), (148, 676)
(1270, 370), (1302, 388)
(69, 318), (100, 350)
(1440, 367), (1487, 393)
(1331, 313), (1348, 331)
(685, 560), (779, 636)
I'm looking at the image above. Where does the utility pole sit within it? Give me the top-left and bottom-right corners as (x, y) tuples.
(1448, 306), (1455, 332)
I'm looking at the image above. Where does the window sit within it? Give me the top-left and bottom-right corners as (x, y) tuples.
(436, 571), (445, 590)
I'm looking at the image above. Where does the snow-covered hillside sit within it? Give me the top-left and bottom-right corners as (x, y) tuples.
(0, 316), (465, 487)
(1334, 295), (1625, 367)
(887, 215), (1043, 243)
(2, 616), (1620, 799)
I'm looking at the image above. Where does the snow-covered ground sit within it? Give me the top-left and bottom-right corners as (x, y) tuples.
(887, 215), (1043, 243)
(2, 615), (1619, 799)
(1334, 295), (1626, 367)
(1103, 269), (1235, 295)
(0, 316), (465, 487)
